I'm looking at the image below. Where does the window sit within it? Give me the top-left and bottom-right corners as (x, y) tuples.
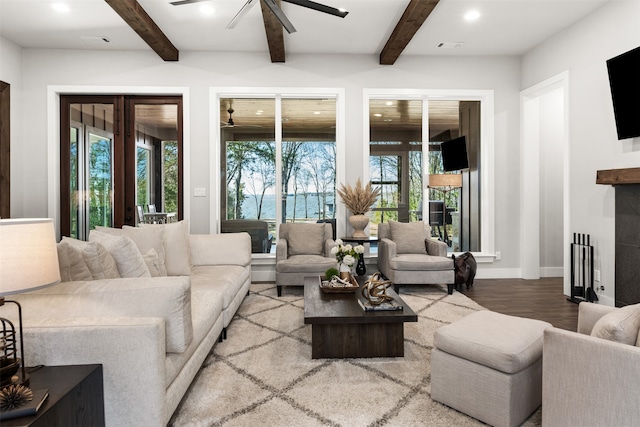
(219, 94), (339, 253)
(366, 90), (494, 256)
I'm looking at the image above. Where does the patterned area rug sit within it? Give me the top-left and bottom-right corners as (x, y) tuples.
(169, 283), (542, 426)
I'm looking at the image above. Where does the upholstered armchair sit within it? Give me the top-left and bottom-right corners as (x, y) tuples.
(275, 222), (337, 296)
(378, 221), (456, 294)
(542, 302), (640, 426)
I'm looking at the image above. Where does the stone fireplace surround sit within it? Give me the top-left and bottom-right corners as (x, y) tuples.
(596, 167), (640, 307)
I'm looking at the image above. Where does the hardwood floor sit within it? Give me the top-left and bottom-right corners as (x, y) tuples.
(462, 277), (579, 331)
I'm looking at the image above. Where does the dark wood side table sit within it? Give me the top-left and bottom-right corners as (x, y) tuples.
(339, 236), (379, 276)
(2, 364), (105, 427)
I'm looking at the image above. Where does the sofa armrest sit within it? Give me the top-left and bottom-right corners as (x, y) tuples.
(190, 233), (251, 266)
(378, 238), (396, 279)
(23, 317), (166, 427)
(276, 238), (288, 262)
(542, 327), (640, 426)
(16, 276), (192, 353)
(426, 237), (448, 257)
(324, 238), (337, 258)
(577, 301), (618, 334)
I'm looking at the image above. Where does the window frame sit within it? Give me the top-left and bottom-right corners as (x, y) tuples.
(363, 89), (496, 262)
(211, 88), (346, 257)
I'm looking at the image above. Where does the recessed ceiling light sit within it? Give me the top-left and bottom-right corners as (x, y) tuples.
(51, 3), (70, 13)
(313, 111), (321, 115)
(199, 4), (215, 15)
(373, 113), (382, 118)
(464, 10), (481, 21)
(385, 101), (393, 106)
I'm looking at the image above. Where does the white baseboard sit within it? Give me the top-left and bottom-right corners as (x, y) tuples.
(475, 268), (522, 279)
(540, 267), (563, 277)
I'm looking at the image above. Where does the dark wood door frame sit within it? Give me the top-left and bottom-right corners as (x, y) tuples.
(0, 81), (9, 218)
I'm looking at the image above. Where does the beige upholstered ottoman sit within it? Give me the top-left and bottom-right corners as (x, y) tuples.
(431, 311), (551, 427)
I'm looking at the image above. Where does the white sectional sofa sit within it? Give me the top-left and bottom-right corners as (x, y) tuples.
(11, 221), (251, 427)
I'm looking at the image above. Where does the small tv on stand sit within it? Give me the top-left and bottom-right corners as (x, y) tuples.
(606, 46), (640, 140)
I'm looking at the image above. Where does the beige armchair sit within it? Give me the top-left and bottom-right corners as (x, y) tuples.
(377, 221), (455, 294)
(542, 302), (640, 426)
(275, 222), (336, 296)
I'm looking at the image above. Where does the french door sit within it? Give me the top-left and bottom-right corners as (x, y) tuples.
(60, 95), (183, 239)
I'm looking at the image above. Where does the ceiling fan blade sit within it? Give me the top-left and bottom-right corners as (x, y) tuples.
(226, 0), (260, 29)
(170, 0), (209, 6)
(281, 0), (348, 18)
(262, 0), (297, 34)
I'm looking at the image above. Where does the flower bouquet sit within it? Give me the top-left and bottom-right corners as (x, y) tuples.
(331, 239), (364, 279)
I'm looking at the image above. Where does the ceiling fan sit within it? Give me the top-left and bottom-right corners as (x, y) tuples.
(170, 0), (348, 34)
(220, 107), (263, 129)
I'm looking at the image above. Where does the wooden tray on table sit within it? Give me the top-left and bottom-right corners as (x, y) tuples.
(318, 275), (360, 293)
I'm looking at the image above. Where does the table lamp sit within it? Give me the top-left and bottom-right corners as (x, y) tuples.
(0, 218), (60, 387)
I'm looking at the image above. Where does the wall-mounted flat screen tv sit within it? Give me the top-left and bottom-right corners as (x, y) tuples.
(606, 46), (640, 140)
(441, 136), (469, 171)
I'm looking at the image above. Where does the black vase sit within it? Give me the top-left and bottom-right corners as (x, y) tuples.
(355, 256), (366, 276)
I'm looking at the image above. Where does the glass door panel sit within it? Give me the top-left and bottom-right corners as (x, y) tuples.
(87, 129), (113, 232)
(136, 145), (151, 209)
(282, 98), (336, 225)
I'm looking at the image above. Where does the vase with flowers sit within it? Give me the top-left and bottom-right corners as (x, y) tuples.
(331, 239), (365, 279)
(337, 178), (381, 238)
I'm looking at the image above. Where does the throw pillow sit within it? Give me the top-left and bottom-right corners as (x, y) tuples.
(140, 220), (191, 276)
(61, 237), (121, 280)
(142, 248), (163, 277)
(287, 223), (325, 256)
(89, 231), (151, 278)
(97, 225), (168, 276)
(591, 303), (640, 345)
(388, 221), (427, 254)
(56, 241), (93, 282)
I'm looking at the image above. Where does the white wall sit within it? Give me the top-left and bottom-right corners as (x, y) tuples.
(12, 49), (521, 274)
(0, 37), (23, 217)
(521, 0), (640, 304)
(539, 87), (564, 272)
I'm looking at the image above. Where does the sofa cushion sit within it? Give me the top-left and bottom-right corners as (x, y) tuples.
(97, 225), (167, 276)
(190, 265), (250, 310)
(276, 254), (337, 273)
(390, 254), (453, 271)
(89, 231), (151, 278)
(287, 223), (325, 256)
(388, 221), (427, 254)
(61, 237), (121, 280)
(21, 277), (193, 353)
(141, 220), (191, 276)
(57, 241), (94, 282)
(190, 233), (251, 267)
(142, 249), (164, 277)
(591, 303), (640, 345)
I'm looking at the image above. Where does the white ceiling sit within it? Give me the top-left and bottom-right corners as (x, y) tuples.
(0, 0), (611, 59)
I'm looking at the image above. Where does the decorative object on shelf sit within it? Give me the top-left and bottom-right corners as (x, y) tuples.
(337, 178), (381, 238)
(331, 239), (364, 280)
(361, 272), (395, 306)
(0, 218), (61, 388)
(0, 384), (33, 411)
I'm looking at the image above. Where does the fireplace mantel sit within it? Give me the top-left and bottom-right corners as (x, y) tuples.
(596, 167), (640, 185)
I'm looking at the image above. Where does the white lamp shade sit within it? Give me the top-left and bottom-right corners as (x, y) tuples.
(0, 218), (61, 296)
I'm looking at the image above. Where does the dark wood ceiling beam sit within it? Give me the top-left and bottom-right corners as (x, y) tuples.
(380, 0), (440, 65)
(260, 0), (286, 62)
(105, 0), (179, 61)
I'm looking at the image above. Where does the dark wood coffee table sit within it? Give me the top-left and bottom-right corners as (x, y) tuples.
(303, 276), (417, 358)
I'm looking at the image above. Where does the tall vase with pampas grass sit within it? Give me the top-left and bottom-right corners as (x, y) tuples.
(337, 179), (381, 238)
